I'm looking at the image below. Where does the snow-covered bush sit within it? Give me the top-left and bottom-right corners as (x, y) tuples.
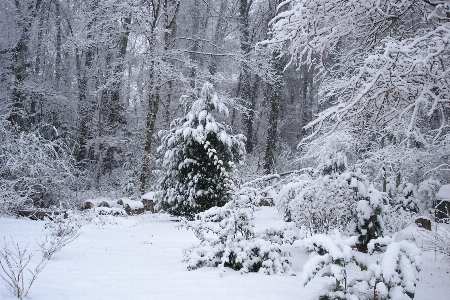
(300, 234), (421, 300)
(382, 178), (440, 234)
(276, 155), (386, 250)
(181, 181), (296, 275)
(278, 172), (358, 235)
(386, 178), (440, 215)
(156, 82), (246, 219)
(383, 209), (415, 236)
(0, 118), (75, 213)
(354, 186), (386, 252)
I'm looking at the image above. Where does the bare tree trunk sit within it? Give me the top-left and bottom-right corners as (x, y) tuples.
(163, 0), (180, 125)
(76, 2), (97, 163)
(9, 0), (43, 131)
(140, 58), (160, 193)
(54, 0), (62, 87)
(238, 0), (255, 153)
(101, 15), (132, 175)
(264, 50), (283, 174)
(140, 0), (179, 193)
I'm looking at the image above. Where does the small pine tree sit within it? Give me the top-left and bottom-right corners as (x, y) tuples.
(156, 82), (246, 219)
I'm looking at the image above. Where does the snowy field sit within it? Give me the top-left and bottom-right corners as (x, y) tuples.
(1, 207), (449, 300)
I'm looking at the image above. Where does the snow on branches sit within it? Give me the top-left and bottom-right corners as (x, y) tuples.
(276, 154), (386, 251)
(268, 0), (450, 147)
(156, 82), (246, 219)
(0, 118), (75, 213)
(299, 233), (421, 300)
(181, 187), (297, 275)
(181, 175), (298, 275)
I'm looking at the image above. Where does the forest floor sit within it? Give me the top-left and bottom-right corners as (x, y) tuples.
(0, 207), (449, 300)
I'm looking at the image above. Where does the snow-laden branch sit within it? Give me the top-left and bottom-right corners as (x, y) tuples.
(268, 0), (450, 148)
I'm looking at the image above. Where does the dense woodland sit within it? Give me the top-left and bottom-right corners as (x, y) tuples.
(1, 1), (450, 299)
(0, 0), (449, 215)
(0, 0), (316, 208)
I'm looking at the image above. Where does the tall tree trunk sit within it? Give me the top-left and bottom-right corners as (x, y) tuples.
(76, 2), (98, 163)
(54, 0), (62, 87)
(101, 15), (132, 175)
(238, 0), (255, 153)
(140, 1), (179, 193)
(264, 50), (283, 174)
(140, 58), (160, 193)
(189, 0), (200, 89)
(9, 0), (43, 131)
(209, 0), (227, 75)
(163, 0), (180, 125)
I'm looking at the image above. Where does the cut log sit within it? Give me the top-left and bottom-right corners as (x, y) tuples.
(98, 201), (110, 208)
(18, 210), (67, 220)
(415, 217), (431, 230)
(81, 201), (94, 210)
(141, 199), (155, 213)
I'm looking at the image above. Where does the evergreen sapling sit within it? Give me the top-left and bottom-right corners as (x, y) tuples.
(156, 82), (246, 219)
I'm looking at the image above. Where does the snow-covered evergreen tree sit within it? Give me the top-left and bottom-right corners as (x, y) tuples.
(156, 82), (246, 219)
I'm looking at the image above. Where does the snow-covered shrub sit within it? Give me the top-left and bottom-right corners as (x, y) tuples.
(156, 82), (246, 219)
(276, 157), (386, 249)
(0, 118), (75, 213)
(382, 178), (440, 234)
(354, 186), (387, 252)
(283, 172), (358, 235)
(181, 183), (296, 275)
(417, 178), (441, 213)
(383, 209), (415, 236)
(388, 178), (441, 213)
(300, 234), (421, 300)
(275, 173), (312, 222)
(390, 181), (419, 213)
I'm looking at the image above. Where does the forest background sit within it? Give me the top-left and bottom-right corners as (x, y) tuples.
(0, 0), (448, 214)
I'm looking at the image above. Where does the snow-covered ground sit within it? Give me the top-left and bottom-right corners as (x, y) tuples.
(1, 207), (449, 300)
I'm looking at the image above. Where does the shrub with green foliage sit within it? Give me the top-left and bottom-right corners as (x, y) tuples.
(181, 184), (297, 275)
(300, 234), (421, 300)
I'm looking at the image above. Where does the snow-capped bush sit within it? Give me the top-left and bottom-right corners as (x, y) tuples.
(300, 233), (421, 300)
(276, 156), (386, 250)
(0, 118), (75, 213)
(383, 209), (415, 236)
(156, 82), (246, 219)
(354, 186), (387, 252)
(181, 183), (296, 275)
(387, 178), (441, 214)
(382, 178), (440, 234)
